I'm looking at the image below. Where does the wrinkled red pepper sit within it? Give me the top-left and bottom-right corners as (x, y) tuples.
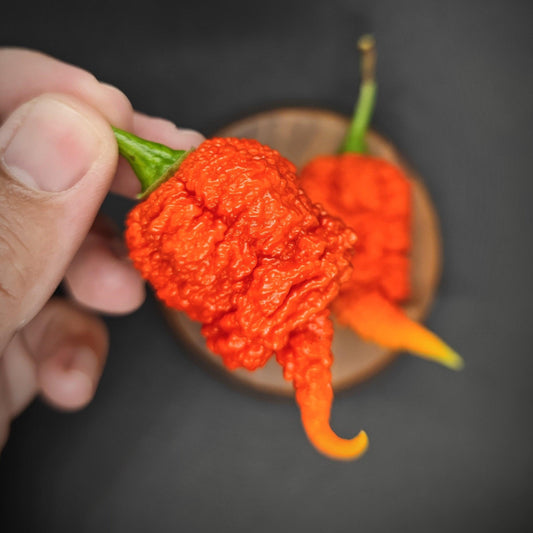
(299, 35), (463, 370)
(115, 131), (368, 459)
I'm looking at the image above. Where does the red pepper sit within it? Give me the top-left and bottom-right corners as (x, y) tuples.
(299, 35), (463, 370)
(114, 131), (368, 460)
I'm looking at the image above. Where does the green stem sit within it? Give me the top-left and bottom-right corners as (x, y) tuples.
(112, 127), (189, 198)
(340, 34), (377, 154)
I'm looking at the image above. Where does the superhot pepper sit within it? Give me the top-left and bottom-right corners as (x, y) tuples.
(114, 131), (368, 460)
(299, 35), (463, 370)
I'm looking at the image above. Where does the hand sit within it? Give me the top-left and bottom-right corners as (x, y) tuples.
(0, 48), (204, 451)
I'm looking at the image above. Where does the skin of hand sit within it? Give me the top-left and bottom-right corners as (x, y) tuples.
(0, 48), (205, 451)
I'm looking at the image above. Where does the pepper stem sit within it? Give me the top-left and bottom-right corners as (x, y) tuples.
(340, 34), (377, 154)
(112, 127), (189, 198)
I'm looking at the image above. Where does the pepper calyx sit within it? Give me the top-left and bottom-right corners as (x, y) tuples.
(112, 126), (191, 199)
(136, 149), (191, 199)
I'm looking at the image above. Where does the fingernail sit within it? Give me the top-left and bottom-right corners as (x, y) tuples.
(0, 96), (101, 192)
(175, 128), (205, 149)
(68, 346), (99, 390)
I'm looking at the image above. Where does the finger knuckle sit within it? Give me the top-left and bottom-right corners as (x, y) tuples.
(0, 209), (31, 302)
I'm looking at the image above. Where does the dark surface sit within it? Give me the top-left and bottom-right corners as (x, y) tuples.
(1, 0), (533, 532)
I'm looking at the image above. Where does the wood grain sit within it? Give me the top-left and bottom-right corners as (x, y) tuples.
(163, 108), (442, 396)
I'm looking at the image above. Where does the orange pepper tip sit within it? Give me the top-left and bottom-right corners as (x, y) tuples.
(302, 420), (369, 461)
(338, 294), (465, 371)
(380, 319), (465, 371)
(422, 342), (464, 371)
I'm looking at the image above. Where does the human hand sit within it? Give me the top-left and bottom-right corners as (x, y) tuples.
(0, 48), (204, 451)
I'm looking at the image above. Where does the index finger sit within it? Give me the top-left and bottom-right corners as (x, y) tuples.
(0, 47), (205, 198)
(0, 48), (134, 129)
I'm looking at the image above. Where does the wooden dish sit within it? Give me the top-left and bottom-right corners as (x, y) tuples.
(163, 108), (442, 396)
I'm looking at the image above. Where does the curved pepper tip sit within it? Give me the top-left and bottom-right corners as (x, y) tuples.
(303, 421), (369, 461)
(336, 292), (465, 372)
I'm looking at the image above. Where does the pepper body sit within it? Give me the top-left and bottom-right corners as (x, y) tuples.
(126, 137), (367, 458)
(300, 153), (411, 305)
(299, 152), (462, 370)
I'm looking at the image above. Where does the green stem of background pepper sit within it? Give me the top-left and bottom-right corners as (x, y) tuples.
(112, 127), (190, 198)
(339, 34), (377, 154)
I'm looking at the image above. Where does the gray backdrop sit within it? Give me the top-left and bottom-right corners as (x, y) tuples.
(1, 0), (532, 531)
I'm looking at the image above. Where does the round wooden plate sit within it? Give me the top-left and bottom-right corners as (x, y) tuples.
(163, 108), (442, 396)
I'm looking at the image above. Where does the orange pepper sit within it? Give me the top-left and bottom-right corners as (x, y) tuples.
(115, 132), (367, 460)
(299, 35), (462, 371)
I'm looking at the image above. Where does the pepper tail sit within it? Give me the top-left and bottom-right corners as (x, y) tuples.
(335, 291), (464, 370)
(278, 312), (368, 460)
(297, 382), (369, 460)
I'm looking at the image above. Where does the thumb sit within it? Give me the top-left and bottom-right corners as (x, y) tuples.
(0, 94), (118, 349)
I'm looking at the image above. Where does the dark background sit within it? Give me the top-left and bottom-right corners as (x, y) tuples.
(1, 0), (532, 531)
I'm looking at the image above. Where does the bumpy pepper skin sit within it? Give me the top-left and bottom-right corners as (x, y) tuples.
(125, 137), (367, 459)
(300, 153), (411, 302)
(277, 311), (368, 460)
(300, 153), (463, 370)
